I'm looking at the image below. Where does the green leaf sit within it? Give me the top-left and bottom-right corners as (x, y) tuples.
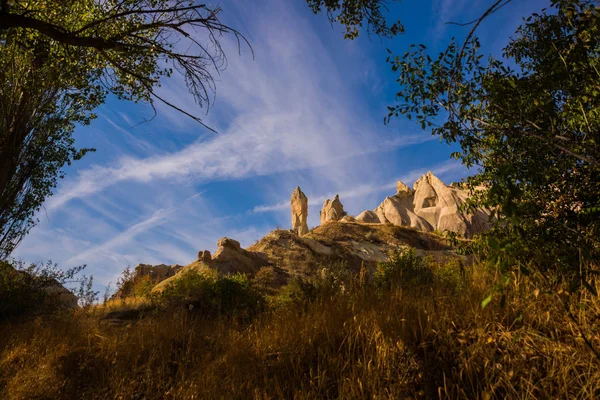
(481, 294), (493, 309)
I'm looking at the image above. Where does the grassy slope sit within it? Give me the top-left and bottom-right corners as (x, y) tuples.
(1, 258), (599, 399)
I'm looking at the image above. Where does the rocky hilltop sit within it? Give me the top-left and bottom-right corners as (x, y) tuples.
(145, 221), (458, 293)
(357, 171), (490, 238)
(120, 171), (488, 294)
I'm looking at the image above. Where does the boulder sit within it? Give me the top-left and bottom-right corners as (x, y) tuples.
(290, 186), (309, 236)
(320, 194), (345, 224)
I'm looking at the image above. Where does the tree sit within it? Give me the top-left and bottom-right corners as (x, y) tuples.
(385, 0), (599, 284)
(0, 0), (248, 259)
(306, 0), (403, 39)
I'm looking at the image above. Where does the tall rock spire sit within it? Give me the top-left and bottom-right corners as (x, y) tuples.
(290, 186), (309, 236)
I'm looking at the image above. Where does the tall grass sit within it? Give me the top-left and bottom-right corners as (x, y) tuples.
(1, 250), (599, 399)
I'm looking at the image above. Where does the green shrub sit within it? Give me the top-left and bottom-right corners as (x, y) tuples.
(272, 261), (356, 308)
(0, 260), (88, 320)
(374, 247), (433, 289)
(432, 257), (468, 295)
(0, 260), (48, 319)
(133, 275), (155, 299)
(154, 270), (265, 319)
(273, 276), (319, 307)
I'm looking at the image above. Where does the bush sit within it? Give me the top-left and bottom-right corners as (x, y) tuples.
(431, 257), (468, 295)
(273, 276), (320, 307)
(374, 247), (434, 289)
(133, 275), (155, 299)
(0, 260), (86, 320)
(154, 270), (265, 319)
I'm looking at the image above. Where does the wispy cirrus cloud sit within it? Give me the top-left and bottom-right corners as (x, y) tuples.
(14, 0), (474, 292)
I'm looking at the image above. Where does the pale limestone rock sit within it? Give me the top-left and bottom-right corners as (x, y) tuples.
(211, 237), (269, 274)
(290, 186), (309, 236)
(412, 171), (490, 237)
(373, 195), (433, 232)
(320, 194), (345, 224)
(356, 210), (381, 223)
(356, 172), (490, 237)
(396, 180), (413, 194)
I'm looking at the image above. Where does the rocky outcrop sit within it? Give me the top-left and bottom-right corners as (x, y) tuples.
(152, 238), (270, 293)
(210, 237), (270, 274)
(113, 263), (184, 298)
(248, 222), (460, 280)
(397, 180), (413, 194)
(356, 174), (490, 238)
(356, 210), (381, 223)
(320, 195), (345, 224)
(290, 186), (309, 236)
(125, 220), (471, 296)
(134, 263), (184, 281)
(374, 196), (434, 232)
(43, 279), (78, 309)
(413, 172), (490, 237)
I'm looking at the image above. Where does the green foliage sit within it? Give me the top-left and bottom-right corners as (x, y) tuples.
(0, 259), (88, 319)
(432, 257), (468, 295)
(274, 276), (321, 307)
(133, 275), (155, 299)
(306, 0), (403, 39)
(385, 0), (600, 287)
(155, 270), (265, 319)
(0, 1), (247, 259)
(273, 261), (355, 307)
(374, 247), (434, 289)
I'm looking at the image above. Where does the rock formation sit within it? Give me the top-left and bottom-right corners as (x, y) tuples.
(355, 174), (491, 237)
(134, 263), (184, 281)
(43, 279), (79, 309)
(210, 237), (270, 274)
(151, 237), (271, 293)
(356, 210), (380, 223)
(320, 194), (345, 224)
(290, 186), (309, 236)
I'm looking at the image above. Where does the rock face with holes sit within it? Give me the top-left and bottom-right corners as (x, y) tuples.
(412, 172), (491, 237)
(355, 173), (491, 238)
(290, 186), (309, 236)
(320, 194), (346, 224)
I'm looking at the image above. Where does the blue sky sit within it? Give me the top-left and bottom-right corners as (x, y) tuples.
(13, 0), (549, 290)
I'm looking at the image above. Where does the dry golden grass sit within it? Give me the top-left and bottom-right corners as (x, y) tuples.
(1, 262), (599, 399)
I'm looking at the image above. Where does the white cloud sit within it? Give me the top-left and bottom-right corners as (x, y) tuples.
(63, 208), (173, 266)
(14, 0), (472, 293)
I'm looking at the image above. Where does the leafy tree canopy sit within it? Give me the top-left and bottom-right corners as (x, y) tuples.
(385, 0), (599, 283)
(306, 0), (403, 39)
(0, 0), (246, 258)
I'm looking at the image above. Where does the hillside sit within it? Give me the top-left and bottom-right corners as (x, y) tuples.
(122, 173), (480, 296)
